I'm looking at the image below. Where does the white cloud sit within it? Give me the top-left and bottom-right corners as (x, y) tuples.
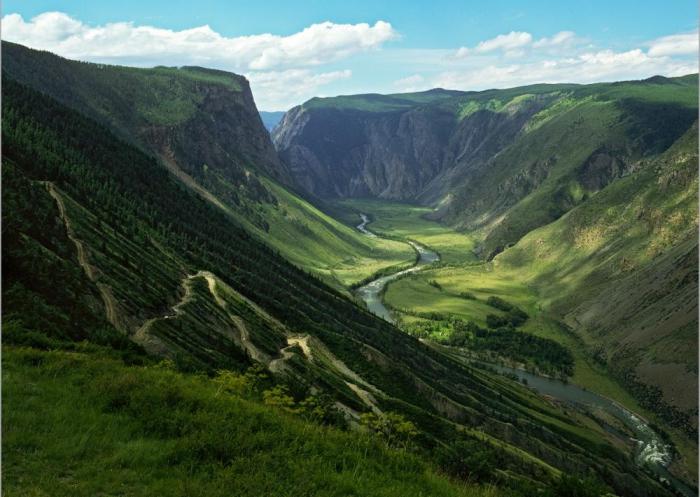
(433, 47), (697, 91)
(455, 31), (533, 58)
(1, 12), (397, 71)
(2, 11), (398, 109)
(247, 69), (351, 110)
(647, 31), (698, 57)
(3, 12), (696, 108)
(533, 30), (576, 48)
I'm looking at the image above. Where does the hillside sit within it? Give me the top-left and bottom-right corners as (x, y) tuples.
(0, 41), (414, 289)
(273, 76), (697, 257)
(498, 122), (699, 437)
(1, 53), (678, 496)
(3, 346), (499, 497)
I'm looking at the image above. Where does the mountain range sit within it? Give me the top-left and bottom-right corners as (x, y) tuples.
(2, 41), (697, 497)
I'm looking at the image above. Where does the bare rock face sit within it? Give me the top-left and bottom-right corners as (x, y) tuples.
(272, 94), (547, 201)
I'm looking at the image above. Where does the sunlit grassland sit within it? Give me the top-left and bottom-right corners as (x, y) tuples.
(2, 346), (499, 497)
(252, 181), (416, 288)
(384, 262), (646, 415)
(334, 199), (478, 264)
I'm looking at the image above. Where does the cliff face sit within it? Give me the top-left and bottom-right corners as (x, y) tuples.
(273, 92), (552, 201)
(2, 42), (290, 191)
(275, 105), (451, 199)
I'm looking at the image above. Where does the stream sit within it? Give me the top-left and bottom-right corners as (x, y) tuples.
(355, 214), (439, 323)
(353, 213), (695, 497)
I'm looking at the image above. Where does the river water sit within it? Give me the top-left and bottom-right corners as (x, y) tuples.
(488, 364), (695, 497)
(353, 213), (695, 497)
(355, 218), (439, 323)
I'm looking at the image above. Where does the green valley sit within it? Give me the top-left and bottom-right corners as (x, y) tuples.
(2, 32), (697, 497)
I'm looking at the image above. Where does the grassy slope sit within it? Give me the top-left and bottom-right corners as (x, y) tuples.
(496, 123), (699, 481)
(255, 182), (414, 287)
(0, 42), (243, 132)
(3, 346), (496, 497)
(446, 76), (698, 256)
(303, 89), (465, 112)
(203, 176), (415, 289)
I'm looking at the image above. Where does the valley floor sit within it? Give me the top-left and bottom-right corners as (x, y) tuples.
(333, 198), (698, 486)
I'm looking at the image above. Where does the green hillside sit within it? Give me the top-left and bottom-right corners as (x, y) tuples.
(445, 76), (698, 257)
(0, 41), (413, 289)
(3, 346), (500, 497)
(498, 122), (699, 436)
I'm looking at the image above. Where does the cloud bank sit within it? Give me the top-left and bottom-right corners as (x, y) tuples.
(395, 29), (697, 94)
(2, 11), (397, 109)
(2, 12), (697, 109)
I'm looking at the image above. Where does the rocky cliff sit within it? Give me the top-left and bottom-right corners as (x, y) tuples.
(2, 41), (290, 197)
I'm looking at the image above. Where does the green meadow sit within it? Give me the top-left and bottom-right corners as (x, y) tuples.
(2, 346), (498, 497)
(334, 199), (478, 264)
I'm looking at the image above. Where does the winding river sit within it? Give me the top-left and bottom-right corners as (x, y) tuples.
(490, 364), (695, 497)
(355, 214), (439, 323)
(353, 213), (695, 497)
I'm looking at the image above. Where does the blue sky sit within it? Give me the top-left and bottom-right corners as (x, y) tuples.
(3, 1), (698, 109)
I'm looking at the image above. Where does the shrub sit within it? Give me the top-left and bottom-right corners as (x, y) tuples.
(486, 296), (513, 312)
(262, 385), (298, 413)
(360, 411), (418, 449)
(486, 314), (510, 329)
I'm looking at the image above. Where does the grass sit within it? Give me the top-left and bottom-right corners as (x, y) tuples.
(259, 181), (415, 288)
(334, 199), (478, 265)
(2, 346), (499, 497)
(303, 90), (461, 112)
(385, 261), (646, 411)
(3, 42), (244, 128)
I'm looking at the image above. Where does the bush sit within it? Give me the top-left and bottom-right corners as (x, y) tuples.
(262, 385), (297, 412)
(360, 411), (418, 449)
(435, 439), (497, 482)
(486, 296), (513, 312)
(486, 314), (510, 329)
(507, 307), (529, 327)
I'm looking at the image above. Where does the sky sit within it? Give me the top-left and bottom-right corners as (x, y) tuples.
(2, 1), (698, 110)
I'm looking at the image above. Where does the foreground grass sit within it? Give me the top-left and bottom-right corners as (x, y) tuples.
(334, 199), (478, 265)
(2, 346), (498, 497)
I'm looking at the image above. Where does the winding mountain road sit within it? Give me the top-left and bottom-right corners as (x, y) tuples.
(46, 182), (121, 330)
